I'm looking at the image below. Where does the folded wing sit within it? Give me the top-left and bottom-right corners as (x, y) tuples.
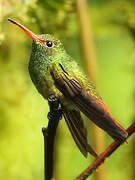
(50, 63), (128, 144)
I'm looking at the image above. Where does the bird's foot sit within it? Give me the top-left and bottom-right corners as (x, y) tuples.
(47, 94), (63, 120)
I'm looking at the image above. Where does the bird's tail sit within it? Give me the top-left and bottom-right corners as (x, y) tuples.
(63, 109), (97, 158)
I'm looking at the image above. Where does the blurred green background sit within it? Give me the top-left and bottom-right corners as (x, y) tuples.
(0, 0), (135, 179)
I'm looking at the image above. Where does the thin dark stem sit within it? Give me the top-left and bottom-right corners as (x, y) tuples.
(42, 95), (63, 180)
(75, 122), (135, 180)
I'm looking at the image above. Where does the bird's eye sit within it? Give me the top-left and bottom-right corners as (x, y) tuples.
(46, 41), (53, 47)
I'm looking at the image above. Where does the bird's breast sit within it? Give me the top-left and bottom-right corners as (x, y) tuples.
(28, 62), (63, 100)
(28, 60), (76, 109)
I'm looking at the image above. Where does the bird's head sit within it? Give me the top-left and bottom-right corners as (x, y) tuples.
(8, 19), (65, 58)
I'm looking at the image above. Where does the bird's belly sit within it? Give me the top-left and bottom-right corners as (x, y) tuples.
(33, 73), (74, 109)
(35, 73), (59, 99)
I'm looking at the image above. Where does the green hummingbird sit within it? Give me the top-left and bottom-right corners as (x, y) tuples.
(8, 18), (128, 158)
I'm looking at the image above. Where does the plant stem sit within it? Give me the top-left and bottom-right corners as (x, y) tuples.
(75, 121), (135, 180)
(42, 95), (62, 180)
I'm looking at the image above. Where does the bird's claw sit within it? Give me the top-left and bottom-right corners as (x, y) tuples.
(47, 94), (63, 121)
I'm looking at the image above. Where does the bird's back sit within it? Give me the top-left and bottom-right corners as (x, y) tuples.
(61, 56), (102, 100)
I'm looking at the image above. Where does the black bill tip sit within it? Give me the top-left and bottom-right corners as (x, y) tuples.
(8, 18), (17, 24)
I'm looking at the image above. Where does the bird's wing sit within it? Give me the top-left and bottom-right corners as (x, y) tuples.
(63, 109), (97, 157)
(49, 63), (128, 141)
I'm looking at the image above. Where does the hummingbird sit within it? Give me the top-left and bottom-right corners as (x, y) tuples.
(8, 18), (128, 158)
